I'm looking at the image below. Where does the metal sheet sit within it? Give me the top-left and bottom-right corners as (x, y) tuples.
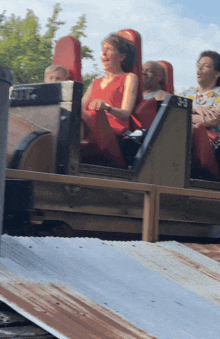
(112, 240), (220, 306)
(184, 243), (220, 262)
(0, 236), (220, 339)
(0, 282), (149, 339)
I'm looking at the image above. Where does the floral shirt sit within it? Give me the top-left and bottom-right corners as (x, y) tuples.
(183, 87), (220, 135)
(183, 87), (220, 109)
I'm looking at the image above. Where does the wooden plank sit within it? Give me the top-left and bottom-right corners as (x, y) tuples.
(0, 311), (27, 327)
(153, 189), (160, 242)
(32, 181), (144, 218)
(190, 178), (220, 191)
(142, 189), (160, 242)
(0, 304), (56, 338)
(159, 221), (220, 238)
(159, 185), (220, 200)
(5, 169), (154, 193)
(38, 211), (143, 235)
(0, 325), (55, 338)
(160, 194), (220, 224)
(142, 191), (155, 242)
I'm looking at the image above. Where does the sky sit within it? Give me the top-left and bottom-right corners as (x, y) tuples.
(1, 0), (220, 94)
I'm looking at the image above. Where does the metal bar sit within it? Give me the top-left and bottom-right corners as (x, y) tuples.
(0, 67), (13, 253)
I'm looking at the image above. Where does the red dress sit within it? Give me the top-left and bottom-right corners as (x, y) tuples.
(83, 73), (129, 135)
(81, 73), (129, 167)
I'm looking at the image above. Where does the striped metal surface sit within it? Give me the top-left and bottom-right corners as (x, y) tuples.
(0, 235), (220, 339)
(184, 242), (220, 262)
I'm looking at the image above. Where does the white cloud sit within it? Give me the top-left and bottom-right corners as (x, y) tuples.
(1, 0), (220, 93)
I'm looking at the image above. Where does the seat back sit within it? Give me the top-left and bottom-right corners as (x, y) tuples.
(192, 123), (219, 180)
(52, 36), (82, 82)
(131, 60), (174, 131)
(117, 29), (143, 105)
(158, 60), (174, 94)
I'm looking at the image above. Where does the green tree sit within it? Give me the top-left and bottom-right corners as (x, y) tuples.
(0, 4), (64, 83)
(69, 14), (93, 60)
(0, 4), (98, 87)
(69, 14), (101, 93)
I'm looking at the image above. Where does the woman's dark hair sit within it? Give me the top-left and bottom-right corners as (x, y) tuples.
(198, 50), (220, 86)
(102, 33), (137, 73)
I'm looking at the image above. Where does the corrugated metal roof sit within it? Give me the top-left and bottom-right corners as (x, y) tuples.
(184, 243), (220, 262)
(0, 236), (220, 339)
(111, 240), (220, 306)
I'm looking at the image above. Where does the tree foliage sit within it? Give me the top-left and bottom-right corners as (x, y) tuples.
(69, 14), (94, 60)
(0, 3), (97, 87)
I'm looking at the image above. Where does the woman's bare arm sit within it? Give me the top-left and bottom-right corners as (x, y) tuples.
(82, 81), (94, 113)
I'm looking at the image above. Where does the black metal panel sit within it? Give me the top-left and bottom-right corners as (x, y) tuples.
(55, 101), (82, 175)
(10, 81), (83, 176)
(4, 179), (33, 212)
(9, 130), (51, 169)
(79, 96), (192, 183)
(0, 66), (13, 86)
(131, 95), (192, 175)
(10, 81), (83, 107)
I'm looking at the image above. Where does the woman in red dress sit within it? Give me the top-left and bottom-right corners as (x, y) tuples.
(81, 33), (138, 167)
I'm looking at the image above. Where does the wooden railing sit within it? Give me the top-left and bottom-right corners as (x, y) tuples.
(6, 169), (220, 242)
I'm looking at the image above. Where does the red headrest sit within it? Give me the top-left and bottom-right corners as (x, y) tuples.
(53, 36), (82, 82)
(117, 29), (143, 105)
(157, 60), (174, 94)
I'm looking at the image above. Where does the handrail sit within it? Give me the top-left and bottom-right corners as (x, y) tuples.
(6, 169), (220, 242)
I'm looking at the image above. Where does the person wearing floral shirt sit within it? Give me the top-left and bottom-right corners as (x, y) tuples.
(183, 51), (220, 179)
(183, 50), (220, 135)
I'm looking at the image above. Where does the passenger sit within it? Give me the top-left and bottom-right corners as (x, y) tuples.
(183, 51), (220, 179)
(44, 65), (69, 83)
(82, 33), (138, 137)
(142, 61), (170, 101)
(183, 51), (220, 130)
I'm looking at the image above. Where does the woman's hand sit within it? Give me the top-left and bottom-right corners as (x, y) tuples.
(192, 106), (220, 127)
(88, 99), (108, 112)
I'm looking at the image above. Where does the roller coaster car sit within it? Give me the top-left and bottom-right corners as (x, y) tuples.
(7, 30), (191, 184)
(4, 30), (220, 239)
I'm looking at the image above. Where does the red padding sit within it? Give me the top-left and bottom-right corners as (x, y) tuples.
(158, 61), (174, 94)
(130, 115), (142, 131)
(53, 36), (82, 82)
(117, 29), (143, 105)
(132, 98), (157, 130)
(206, 129), (219, 143)
(192, 123), (219, 179)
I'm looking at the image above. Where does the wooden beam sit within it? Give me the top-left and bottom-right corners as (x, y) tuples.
(5, 169), (154, 193)
(142, 188), (160, 242)
(158, 185), (220, 200)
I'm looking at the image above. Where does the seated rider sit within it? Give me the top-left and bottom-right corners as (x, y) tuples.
(183, 50), (220, 178)
(82, 33), (138, 136)
(81, 33), (138, 167)
(183, 50), (220, 133)
(142, 61), (170, 101)
(44, 65), (69, 83)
